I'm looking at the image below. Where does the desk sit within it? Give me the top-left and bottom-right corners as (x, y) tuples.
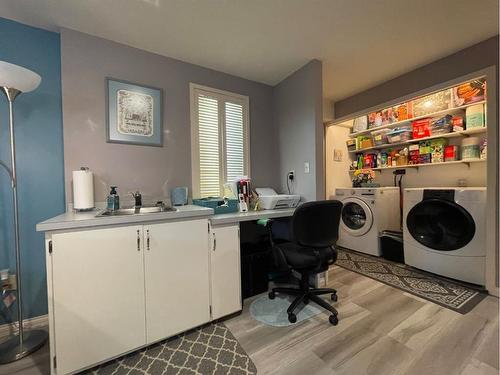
(209, 207), (295, 225)
(209, 207), (296, 303)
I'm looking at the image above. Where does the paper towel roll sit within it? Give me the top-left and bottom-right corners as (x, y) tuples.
(73, 168), (94, 210)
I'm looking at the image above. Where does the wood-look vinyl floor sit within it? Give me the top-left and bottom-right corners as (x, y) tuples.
(225, 266), (500, 375)
(0, 265), (498, 375)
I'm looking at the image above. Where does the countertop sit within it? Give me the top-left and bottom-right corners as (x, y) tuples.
(209, 207), (295, 225)
(37, 205), (297, 232)
(36, 205), (214, 232)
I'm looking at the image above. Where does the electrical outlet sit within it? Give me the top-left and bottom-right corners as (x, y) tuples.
(304, 162), (310, 174)
(288, 170), (295, 180)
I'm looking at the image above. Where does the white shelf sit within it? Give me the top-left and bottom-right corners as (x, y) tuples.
(348, 159), (486, 173)
(348, 127), (487, 154)
(348, 100), (486, 138)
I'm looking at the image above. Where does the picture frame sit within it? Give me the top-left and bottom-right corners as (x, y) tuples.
(106, 78), (163, 147)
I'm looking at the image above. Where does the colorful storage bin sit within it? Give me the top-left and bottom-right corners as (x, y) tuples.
(192, 197), (239, 214)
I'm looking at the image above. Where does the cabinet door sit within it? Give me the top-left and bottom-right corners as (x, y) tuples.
(144, 219), (210, 343)
(210, 224), (242, 319)
(51, 226), (146, 374)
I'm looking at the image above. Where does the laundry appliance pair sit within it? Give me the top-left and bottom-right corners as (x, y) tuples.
(333, 187), (486, 285)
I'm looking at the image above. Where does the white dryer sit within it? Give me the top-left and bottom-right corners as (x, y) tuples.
(403, 188), (486, 285)
(333, 187), (400, 256)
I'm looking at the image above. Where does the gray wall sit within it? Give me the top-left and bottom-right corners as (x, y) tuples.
(61, 29), (279, 204)
(273, 60), (324, 201)
(334, 36), (499, 119)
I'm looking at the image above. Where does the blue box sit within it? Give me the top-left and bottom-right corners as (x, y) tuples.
(192, 197), (239, 214)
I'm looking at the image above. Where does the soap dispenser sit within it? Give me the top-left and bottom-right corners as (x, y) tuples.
(107, 186), (120, 210)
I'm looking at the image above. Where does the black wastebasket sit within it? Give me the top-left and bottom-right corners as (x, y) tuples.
(379, 230), (404, 263)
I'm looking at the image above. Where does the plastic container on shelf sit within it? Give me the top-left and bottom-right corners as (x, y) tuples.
(461, 137), (480, 160)
(371, 129), (391, 146)
(387, 128), (412, 143)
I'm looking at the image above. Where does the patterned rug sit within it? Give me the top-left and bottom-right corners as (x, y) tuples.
(336, 248), (487, 314)
(83, 323), (257, 375)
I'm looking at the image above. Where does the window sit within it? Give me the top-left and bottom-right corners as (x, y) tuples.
(190, 84), (250, 198)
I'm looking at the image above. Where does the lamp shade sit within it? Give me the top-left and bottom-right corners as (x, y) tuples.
(0, 61), (41, 93)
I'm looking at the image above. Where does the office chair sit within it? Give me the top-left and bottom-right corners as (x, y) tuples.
(267, 200), (343, 325)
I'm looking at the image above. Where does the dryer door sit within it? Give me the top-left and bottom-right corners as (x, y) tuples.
(341, 197), (373, 236)
(406, 198), (476, 251)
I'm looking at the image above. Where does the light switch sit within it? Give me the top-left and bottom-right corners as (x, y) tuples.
(304, 162), (310, 174)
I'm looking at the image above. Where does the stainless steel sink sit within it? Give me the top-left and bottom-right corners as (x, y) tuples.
(96, 206), (177, 217)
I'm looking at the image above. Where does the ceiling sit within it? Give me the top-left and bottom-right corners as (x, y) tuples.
(0, 0), (498, 102)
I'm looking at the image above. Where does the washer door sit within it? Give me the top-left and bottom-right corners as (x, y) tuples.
(406, 198), (475, 251)
(341, 197), (373, 236)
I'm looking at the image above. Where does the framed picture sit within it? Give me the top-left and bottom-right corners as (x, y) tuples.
(106, 78), (163, 146)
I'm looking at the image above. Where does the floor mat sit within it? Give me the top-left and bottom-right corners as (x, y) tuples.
(336, 247), (487, 314)
(83, 323), (257, 375)
(250, 293), (323, 327)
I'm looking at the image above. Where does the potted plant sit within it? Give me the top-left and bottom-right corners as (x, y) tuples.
(352, 169), (379, 188)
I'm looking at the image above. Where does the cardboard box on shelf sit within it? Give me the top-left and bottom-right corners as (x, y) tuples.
(430, 138), (448, 163)
(453, 78), (486, 107)
(412, 89), (452, 117)
(465, 104), (485, 129)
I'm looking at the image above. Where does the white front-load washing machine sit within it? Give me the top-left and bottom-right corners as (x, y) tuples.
(333, 187), (400, 256)
(403, 188), (486, 285)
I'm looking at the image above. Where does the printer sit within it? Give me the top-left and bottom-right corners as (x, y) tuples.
(255, 188), (300, 210)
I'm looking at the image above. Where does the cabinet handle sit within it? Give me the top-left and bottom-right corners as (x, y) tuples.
(147, 230), (150, 251)
(213, 233), (216, 251)
(137, 230), (140, 251)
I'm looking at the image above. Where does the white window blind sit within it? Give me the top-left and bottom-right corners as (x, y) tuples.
(191, 84), (249, 198)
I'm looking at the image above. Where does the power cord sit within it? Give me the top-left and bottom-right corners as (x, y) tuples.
(286, 171), (294, 194)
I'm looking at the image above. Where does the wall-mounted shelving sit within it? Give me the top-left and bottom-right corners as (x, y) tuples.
(349, 127), (487, 154)
(348, 100), (486, 139)
(348, 158), (486, 173)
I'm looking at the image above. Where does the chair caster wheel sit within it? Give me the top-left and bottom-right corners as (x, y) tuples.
(329, 314), (339, 326)
(268, 291), (275, 300)
(288, 313), (297, 323)
(331, 292), (338, 302)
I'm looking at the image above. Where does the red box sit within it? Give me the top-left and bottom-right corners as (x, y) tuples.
(412, 118), (432, 139)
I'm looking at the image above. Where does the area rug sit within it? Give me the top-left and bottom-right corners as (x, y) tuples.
(83, 323), (257, 375)
(250, 293), (323, 327)
(336, 248), (487, 314)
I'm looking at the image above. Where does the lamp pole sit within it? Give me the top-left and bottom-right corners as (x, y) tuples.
(0, 63), (47, 363)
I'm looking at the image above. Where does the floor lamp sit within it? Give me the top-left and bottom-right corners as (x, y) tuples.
(0, 61), (48, 363)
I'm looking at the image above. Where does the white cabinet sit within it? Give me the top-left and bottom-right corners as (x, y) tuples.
(210, 224), (242, 319)
(144, 220), (210, 343)
(50, 226), (146, 375)
(46, 217), (241, 374)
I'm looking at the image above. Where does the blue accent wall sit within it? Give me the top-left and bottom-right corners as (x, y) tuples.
(0, 18), (65, 321)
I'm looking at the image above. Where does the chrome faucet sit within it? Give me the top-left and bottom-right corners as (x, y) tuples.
(131, 191), (142, 208)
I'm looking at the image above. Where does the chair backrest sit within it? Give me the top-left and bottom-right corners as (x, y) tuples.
(291, 200), (343, 248)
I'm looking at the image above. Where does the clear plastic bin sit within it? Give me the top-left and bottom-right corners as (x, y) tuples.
(387, 128), (412, 144)
(371, 129), (391, 146)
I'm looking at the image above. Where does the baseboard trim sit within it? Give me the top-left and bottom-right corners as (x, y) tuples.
(0, 314), (48, 339)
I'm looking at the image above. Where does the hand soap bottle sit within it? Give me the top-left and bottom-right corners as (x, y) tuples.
(107, 186), (120, 210)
